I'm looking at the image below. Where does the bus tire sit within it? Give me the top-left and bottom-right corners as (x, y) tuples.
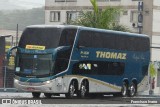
(129, 82), (136, 97)
(66, 81), (76, 98)
(121, 82), (128, 97)
(44, 93), (52, 98)
(32, 92), (41, 98)
(78, 80), (88, 98)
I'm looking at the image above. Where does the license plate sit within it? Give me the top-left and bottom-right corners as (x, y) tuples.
(26, 87), (35, 91)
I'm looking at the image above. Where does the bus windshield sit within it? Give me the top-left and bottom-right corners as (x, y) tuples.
(15, 54), (53, 77)
(19, 28), (61, 49)
(15, 27), (77, 77)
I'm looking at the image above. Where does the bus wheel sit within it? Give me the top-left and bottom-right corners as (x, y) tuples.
(32, 92), (41, 98)
(66, 81), (75, 98)
(44, 93), (52, 98)
(121, 82), (128, 97)
(129, 82), (136, 97)
(79, 81), (88, 98)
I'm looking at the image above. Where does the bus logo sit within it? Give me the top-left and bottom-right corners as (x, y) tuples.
(79, 63), (91, 70)
(96, 51), (127, 60)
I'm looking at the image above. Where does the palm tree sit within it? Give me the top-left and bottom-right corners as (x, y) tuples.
(68, 0), (129, 32)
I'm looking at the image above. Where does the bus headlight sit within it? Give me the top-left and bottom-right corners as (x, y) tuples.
(44, 80), (51, 84)
(14, 79), (19, 83)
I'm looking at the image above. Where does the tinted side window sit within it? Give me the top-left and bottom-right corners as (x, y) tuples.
(78, 30), (116, 49)
(72, 61), (125, 75)
(125, 37), (149, 51)
(78, 31), (92, 47)
(55, 28), (77, 74)
(141, 38), (150, 51)
(92, 32), (104, 48)
(115, 35), (150, 52)
(78, 30), (150, 51)
(115, 35), (127, 50)
(102, 33), (116, 49)
(59, 28), (77, 46)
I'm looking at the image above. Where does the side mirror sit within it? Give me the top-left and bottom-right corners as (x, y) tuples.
(7, 46), (18, 60)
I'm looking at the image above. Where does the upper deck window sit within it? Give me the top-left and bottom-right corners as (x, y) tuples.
(78, 30), (149, 51)
(19, 27), (77, 49)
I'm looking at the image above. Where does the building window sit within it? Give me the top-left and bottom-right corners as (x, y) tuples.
(132, 0), (142, 1)
(130, 11), (138, 23)
(50, 11), (60, 22)
(97, 0), (109, 2)
(66, 0), (77, 2)
(110, 0), (121, 1)
(123, 10), (128, 15)
(66, 11), (79, 23)
(114, 13), (120, 22)
(55, 0), (77, 2)
(55, 0), (65, 2)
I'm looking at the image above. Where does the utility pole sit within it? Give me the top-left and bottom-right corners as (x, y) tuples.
(142, 0), (154, 95)
(16, 24), (19, 46)
(138, 1), (143, 34)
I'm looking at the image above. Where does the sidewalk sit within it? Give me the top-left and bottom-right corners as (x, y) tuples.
(138, 88), (160, 97)
(0, 92), (31, 98)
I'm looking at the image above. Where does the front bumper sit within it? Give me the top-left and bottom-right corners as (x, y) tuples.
(14, 79), (53, 93)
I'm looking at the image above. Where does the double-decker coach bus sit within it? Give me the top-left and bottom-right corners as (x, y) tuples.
(8, 25), (150, 98)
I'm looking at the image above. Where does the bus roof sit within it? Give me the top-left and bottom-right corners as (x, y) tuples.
(79, 26), (149, 38)
(26, 25), (79, 29)
(26, 25), (149, 38)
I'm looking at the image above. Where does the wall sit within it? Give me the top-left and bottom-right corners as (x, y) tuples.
(0, 37), (5, 88)
(151, 0), (160, 61)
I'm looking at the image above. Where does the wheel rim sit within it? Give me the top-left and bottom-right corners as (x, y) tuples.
(130, 84), (135, 96)
(69, 84), (75, 97)
(81, 84), (87, 97)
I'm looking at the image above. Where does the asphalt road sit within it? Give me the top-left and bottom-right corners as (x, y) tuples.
(31, 96), (160, 104)
(0, 93), (160, 107)
(38, 95), (127, 104)
(1, 93), (160, 105)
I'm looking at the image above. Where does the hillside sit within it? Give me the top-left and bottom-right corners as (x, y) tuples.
(0, 7), (45, 31)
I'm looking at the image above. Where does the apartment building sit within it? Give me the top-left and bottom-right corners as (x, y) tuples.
(45, 0), (160, 61)
(143, 0), (160, 61)
(45, 0), (142, 32)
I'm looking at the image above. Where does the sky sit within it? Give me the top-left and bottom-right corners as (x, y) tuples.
(0, 0), (45, 10)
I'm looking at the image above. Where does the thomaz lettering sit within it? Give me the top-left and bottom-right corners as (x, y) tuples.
(96, 51), (127, 60)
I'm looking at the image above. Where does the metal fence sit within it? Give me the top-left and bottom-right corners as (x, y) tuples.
(0, 66), (15, 91)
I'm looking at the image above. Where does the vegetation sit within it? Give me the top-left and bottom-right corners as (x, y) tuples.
(0, 7), (45, 31)
(150, 63), (157, 77)
(68, 0), (129, 32)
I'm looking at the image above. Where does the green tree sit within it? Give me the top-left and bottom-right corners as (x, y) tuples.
(150, 63), (157, 77)
(69, 0), (129, 31)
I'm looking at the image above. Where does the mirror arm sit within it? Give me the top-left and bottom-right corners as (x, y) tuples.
(7, 46), (18, 60)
